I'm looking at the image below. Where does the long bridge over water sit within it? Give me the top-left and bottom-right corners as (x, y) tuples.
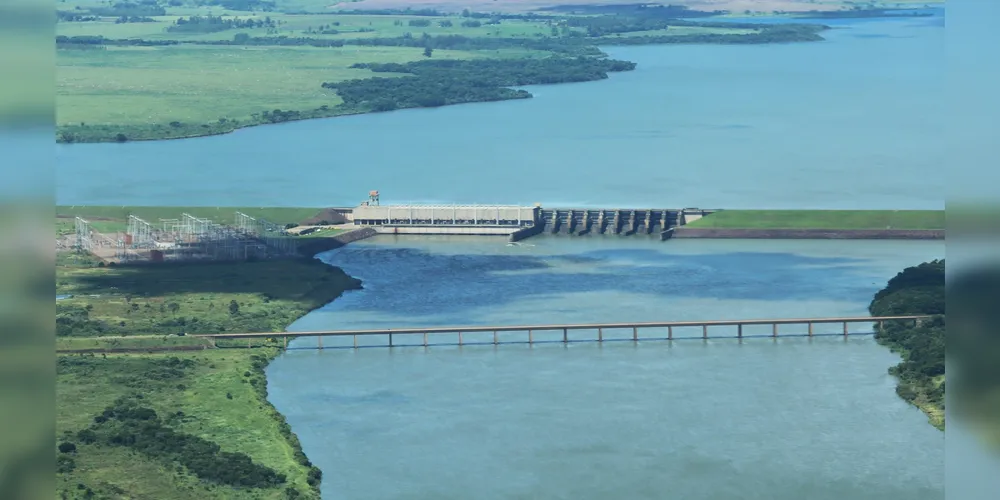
(197, 315), (934, 350)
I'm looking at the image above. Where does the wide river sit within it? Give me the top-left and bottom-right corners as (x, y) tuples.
(56, 11), (944, 209)
(57, 10), (950, 500)
(269, 237), (945, 500)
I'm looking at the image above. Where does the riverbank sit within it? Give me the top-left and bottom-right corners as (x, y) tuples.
(55, 255), (362, 498)
(684, 209), (945, 230)
(55, 5), (828, 143)
(869, 260), (945, 430)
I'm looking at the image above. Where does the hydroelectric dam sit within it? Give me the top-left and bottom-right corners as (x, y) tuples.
(348, 202), (717, 242)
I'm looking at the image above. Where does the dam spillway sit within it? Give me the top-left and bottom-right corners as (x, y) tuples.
(348, 203), (716, 242)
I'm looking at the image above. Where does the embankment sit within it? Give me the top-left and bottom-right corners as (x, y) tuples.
(669, 228), (945, 240)
(296, 227), (378, 257)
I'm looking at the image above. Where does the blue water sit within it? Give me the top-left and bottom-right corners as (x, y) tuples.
(56, 12), (945, 209)
(268, 237), (945, 499)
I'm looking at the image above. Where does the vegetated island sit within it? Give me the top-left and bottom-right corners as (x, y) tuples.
(869, 259), (945, 430)
(55, 2), (829, 144)
(677, 209), (945, 239)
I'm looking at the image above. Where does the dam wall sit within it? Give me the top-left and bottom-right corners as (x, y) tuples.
(536, 208), (716, 236)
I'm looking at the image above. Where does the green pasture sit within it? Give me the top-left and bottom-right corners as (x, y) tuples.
(685, 210), (946, 230)
(57, 43), (536, 128)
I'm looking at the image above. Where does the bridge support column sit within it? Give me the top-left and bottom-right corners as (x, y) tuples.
(493, 330), (498, 345)
(772, 323), (778, 337)
(632, 327), (638, 342)
(808, 323), (813, 337)
(737, 324), (743, 339)
(423, 332), (428, 347)
(843, 322), (849, 338)
(458, 332), (463, 346)
(389, 333), (393, 348)
(528, 329), (533, 344)
(283, 336), (287, 349)
(598, 327), (603, 342)
(702, 325), (708, 339)
(667, 326), (673, 340)
(563, 328), (568, 344)
(354, 335), (358, 349)
(318, 336), (323, 349)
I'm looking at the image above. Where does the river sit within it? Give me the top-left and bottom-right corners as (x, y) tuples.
(268, 237), (944, 500)
(55, 11), (944, 209)
(57, 10), (949, 500)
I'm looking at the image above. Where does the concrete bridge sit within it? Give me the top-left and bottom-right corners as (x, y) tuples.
(196, 315), (934, 350)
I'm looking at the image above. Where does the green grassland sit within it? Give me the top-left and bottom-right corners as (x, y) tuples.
(57, 206), (325, 231)
(56, 3), (797, 142)
(58, 44), (534, 131)
(685, 210), (946, 230)
(55, 250), (362, 498)
(56, 258), (360, 336)
(57, 349), (316, 499)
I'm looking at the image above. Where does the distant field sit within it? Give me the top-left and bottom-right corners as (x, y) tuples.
(685, 210), (946, 230)
(601, 26), (758, 38)
(58, 44), (535, 128)
(56, 206), (324, 228)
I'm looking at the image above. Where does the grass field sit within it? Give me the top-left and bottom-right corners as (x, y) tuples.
(685, 210), (946, 230)
(56, 258), (360, 336)
(58, 44), (532, 128)
(56, 206), (325, 233)
(55, 253), (361, 498)
(57, 349), (315, 499)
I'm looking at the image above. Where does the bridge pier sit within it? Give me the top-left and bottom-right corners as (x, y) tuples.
(702, 324), (708, 339)
(773, 323), (778, 337)
(737, 323), (743, 339)
(667, 325), (673, 340)
(843, 321), (849, 337)
(318, 336), (323, 349)
(598, 327), (603, 342)
(567, 210), (576, 234)
(808, 322), (813, 337)
(563, 328), (568, 344)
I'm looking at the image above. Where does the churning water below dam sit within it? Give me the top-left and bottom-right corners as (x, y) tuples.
(266, 237), (945, 500)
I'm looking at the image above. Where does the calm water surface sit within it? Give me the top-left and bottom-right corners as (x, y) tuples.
(267, 237), (945, 500)
(56, 13), (944, 208)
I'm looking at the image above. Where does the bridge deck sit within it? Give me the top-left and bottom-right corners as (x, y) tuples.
(198, 315), (933, 340)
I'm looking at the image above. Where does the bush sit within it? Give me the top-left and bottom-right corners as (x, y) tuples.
(58, 441), (78, 454)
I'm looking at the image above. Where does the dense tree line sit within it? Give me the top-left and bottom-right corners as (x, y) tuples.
(57, 11), (99, 22)
(345, 33), (602, 56)
(75, 397), (287, 488)
(202, 0), (276, 11)
(325, 57), (635, 112)
(115, 15), (156, 23)
(597, 25), (827, 45)
(168, 14), (276, 33)
(869, 259), (945, 428)
(89, 1), (166, 17)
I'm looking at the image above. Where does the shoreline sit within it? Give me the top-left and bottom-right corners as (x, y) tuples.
(55, 258), (363, 498)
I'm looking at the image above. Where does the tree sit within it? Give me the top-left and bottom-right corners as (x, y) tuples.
(58, 442), (77, 454)
(423, 46), (433, 57)
(229, 300), (240, 316)
(168, 302), (180, 315)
